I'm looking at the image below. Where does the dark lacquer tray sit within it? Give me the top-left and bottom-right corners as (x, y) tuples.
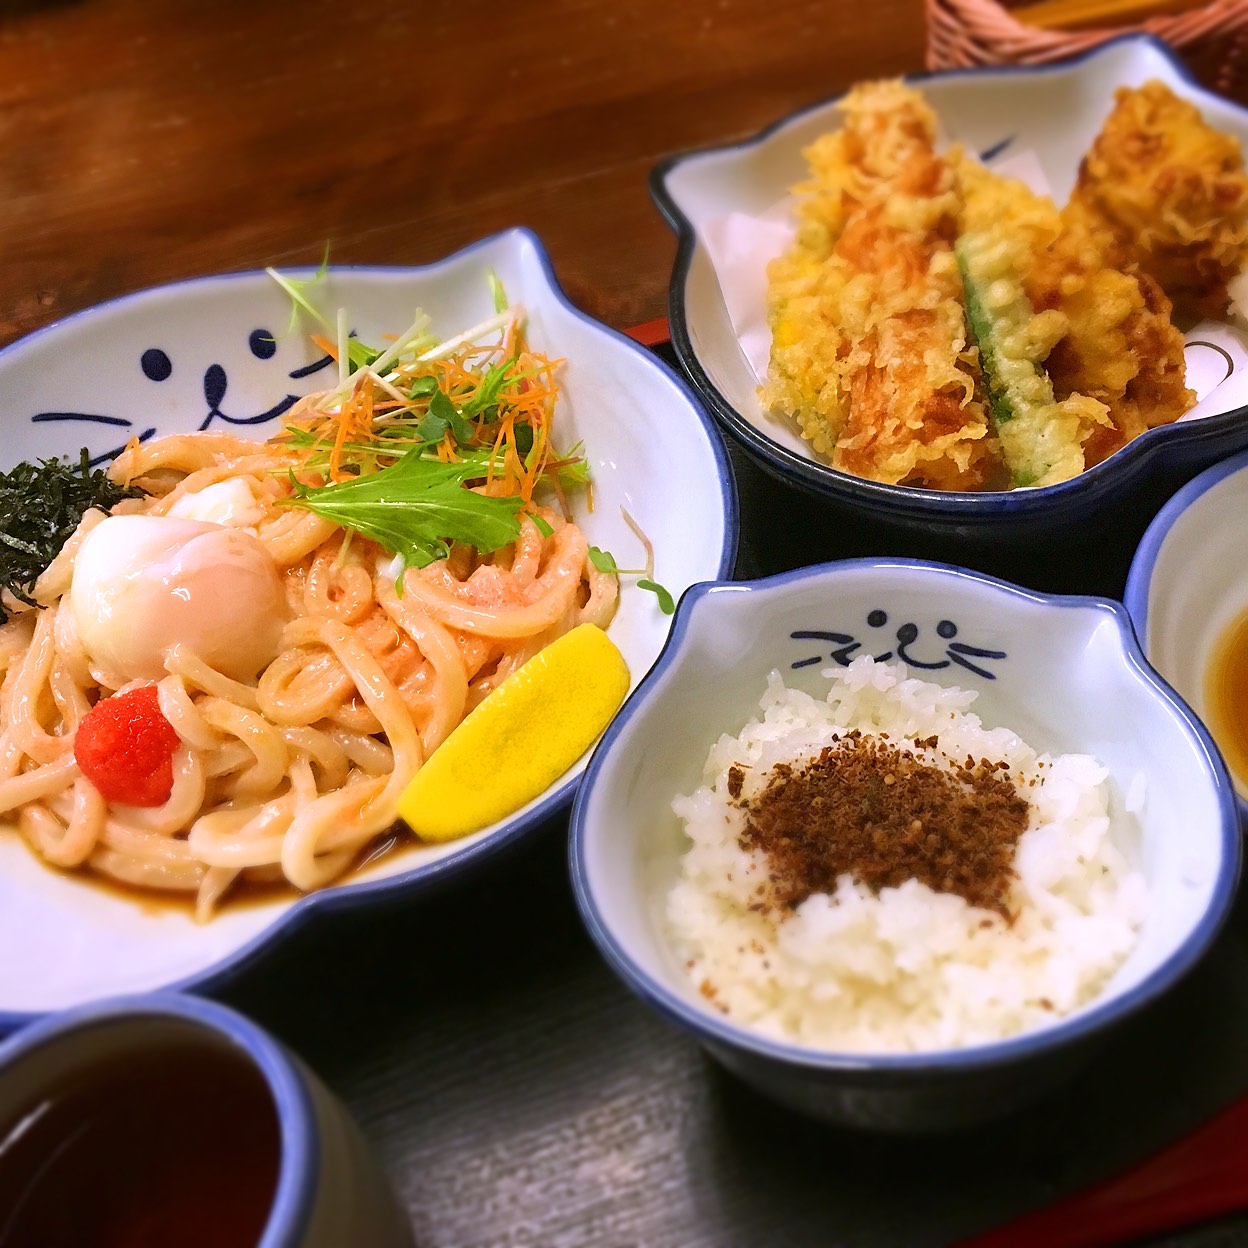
(207, 339), (1248, 1248)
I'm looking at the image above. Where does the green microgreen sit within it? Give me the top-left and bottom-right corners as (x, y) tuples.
(282, 447), (524, 582)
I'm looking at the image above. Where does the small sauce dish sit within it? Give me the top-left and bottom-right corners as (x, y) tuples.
(1125, 445), (1248, 825)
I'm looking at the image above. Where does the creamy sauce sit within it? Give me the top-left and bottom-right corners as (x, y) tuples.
(41, 828), (409, 916)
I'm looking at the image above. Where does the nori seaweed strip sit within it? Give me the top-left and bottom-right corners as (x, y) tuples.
(0, 450), (145, 624)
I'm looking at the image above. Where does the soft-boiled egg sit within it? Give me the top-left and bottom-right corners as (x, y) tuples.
(166, 478), (268, 529)
(71, 515), (288, 684)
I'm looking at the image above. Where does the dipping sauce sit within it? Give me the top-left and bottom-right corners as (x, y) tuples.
(0, 1039), (281, 1247)
(1205, 605), (1248, 792)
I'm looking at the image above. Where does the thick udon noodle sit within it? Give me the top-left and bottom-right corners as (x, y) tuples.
(0, 431), (617, 917)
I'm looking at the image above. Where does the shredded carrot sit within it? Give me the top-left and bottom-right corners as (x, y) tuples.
(310, 333), (339, 361)
(281, 317), (583, 506)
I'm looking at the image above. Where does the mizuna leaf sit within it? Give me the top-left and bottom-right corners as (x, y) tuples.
(283, 448), (524, 577)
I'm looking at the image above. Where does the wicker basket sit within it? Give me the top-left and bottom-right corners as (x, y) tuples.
(926, 0), (1248, 95)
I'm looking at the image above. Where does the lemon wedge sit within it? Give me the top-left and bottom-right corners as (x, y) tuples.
(397, 623), (630, 842)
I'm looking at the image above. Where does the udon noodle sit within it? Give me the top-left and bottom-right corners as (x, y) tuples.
(0, 333), (616, 918)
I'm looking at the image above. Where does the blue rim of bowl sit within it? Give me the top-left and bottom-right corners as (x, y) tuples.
(1124, 444), (1248, 823)
(0, 992), (318, 1247)
(650, 34), (1248, 521)
(569, 556), (1243, 1074)
(0, 227), (739, 1032)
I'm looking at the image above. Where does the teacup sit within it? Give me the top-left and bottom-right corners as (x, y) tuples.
(0, 993), (413, 1247)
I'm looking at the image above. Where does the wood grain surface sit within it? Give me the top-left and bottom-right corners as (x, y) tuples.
(5, 0), (1248, 1244)
(0, 0), (925, 349)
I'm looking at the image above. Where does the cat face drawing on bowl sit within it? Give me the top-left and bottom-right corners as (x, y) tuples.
(29, 323), (339, 465)
(791, 607), (1008, 679)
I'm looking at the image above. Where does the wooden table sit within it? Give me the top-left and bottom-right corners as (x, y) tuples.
(3, 1), (1248, 1244)
(0, 0), (927, 348)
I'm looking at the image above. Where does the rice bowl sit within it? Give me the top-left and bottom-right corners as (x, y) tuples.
(570, 559), (1240, 1130)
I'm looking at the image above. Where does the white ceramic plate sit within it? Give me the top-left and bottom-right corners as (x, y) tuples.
(0, 228), (737, 1026)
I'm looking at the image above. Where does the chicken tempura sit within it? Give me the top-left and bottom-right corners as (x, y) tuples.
(1067, 79), (1248, 325)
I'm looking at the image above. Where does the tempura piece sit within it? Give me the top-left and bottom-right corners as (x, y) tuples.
(956, 157), (1109, 486)
(1067, 80), (1248, 324)
(1030, 213), (1193, 465)
(957, 154), (1192, 475)
(763, 81), (1001, 489)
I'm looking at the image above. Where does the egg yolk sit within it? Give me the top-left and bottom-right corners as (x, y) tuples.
(70, 515), (288, 684)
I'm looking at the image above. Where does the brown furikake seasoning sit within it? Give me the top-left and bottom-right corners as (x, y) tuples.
(735, 730), (1030, 919)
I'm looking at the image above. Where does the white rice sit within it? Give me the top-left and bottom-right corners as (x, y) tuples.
(666, 657), (1146, 1053)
